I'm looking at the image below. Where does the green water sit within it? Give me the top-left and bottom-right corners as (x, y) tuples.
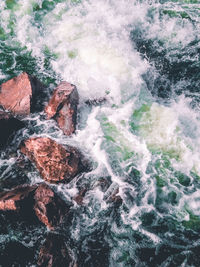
(0, 0), (200, 266)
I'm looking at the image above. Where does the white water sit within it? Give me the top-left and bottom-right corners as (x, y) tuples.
(1, 0), (200, 265)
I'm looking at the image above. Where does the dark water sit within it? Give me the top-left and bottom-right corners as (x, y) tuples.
(1, 0), (200, 266)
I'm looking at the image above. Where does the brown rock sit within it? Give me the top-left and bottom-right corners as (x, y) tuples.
(0, 184), (37, 211)
(20, 137), (82, 183)
(34, 183), (70, 230)
(73, 188), (87, 205)
(38, 233), (75, 267)
(45, 82), (79, 136)
(0, 183), (70, 229)
(0, 73), (32, 116)
(0, 72), (44, 116)
(107, 188), (122, 205)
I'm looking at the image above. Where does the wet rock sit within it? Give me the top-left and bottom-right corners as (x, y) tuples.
(85, 97), (106, 106)
(73, 188), (87, 205)
(0, 72), (43, 116)
(0, 184), (37, 211)
(107, 188), (122, 205)
(34, 183), (70, 230)
(103, 184), (122, 206)
(20, 137), (83, 183)
(45, 82), (79, 136)
(38, 233), (75, 267)
(0, 183), (71, 229)
(0, 166), (29, 193)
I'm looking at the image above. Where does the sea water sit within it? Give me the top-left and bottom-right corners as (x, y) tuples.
(0, 0), (200, 266)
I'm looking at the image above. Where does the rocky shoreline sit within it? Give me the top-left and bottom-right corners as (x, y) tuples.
(0, 73), (88, 266)
(0, 72), (122, 266)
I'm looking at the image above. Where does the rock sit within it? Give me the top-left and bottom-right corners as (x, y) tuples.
(0, 164), (29, 193)
(38, 233), (75, 267)
(85, 97), (106, 106)
(0, 183), (70, 229)
(73, 188), (87, 205)
(0, 72), (44, 116)
(45, 82), (79, 136)
(20, 137), (83, 183)
(0, 184), (37, 211)
(107, 188), (122, 205)
(34, 183), (70, 230)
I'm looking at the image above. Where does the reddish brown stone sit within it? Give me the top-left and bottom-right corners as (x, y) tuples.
(20, 137), (82, 183)
(0, 72), (44, 117)
(45, 82), (79, 136)
(0, 73), (32, 116)
(0, 185), (37, 211)
(0, 183), (70, 229)
(34, 183), (70, 230)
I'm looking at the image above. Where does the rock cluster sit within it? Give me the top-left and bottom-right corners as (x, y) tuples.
(0, 183), (70, 230)
(0, 72), (117, 266)
(0, 73), (84, 266)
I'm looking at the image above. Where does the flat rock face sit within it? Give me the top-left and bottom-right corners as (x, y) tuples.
(0, 73), (32, 116)
(34, 183), (70, 229)
(45, 82), (79, 136)
(20, 137), (81, 183)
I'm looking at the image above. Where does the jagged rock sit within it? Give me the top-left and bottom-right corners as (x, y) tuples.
(0, 183), (70, 229)
(38, 233), (75, 267)
(34, 183), (70, 230)
(45, 82), (79, 136)
(0, 184), (37, 211)
(0, 72), (44, 149)
(20, 137), (83, 183)
(0, 72), (43, 116)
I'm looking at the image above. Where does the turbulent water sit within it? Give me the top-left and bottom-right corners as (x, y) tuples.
(0, 0), (200, 266)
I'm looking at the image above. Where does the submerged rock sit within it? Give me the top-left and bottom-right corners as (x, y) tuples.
(0, 72), (43, 116)
(45, 82), (79, 136)
(0, 183), (70, 229)
(38, 233), (75, 267)
(20, 137), (83, 183)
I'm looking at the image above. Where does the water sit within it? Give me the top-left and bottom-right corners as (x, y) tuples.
(0, 0), (200, 266)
